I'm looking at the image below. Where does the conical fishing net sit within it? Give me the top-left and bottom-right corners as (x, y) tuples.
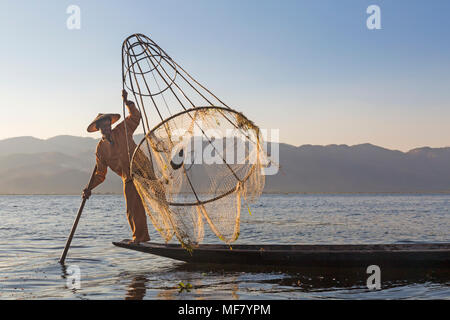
(122, 34), (266, 249)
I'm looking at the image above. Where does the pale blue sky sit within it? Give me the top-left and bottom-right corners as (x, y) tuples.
(0, 0), (449, 151)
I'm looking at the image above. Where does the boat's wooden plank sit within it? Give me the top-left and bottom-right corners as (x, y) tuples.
(119, 241), (450, 251)
(112, 240), (450, 268)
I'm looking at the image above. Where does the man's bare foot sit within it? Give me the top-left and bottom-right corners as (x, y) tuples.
(127, 238), (150, 245)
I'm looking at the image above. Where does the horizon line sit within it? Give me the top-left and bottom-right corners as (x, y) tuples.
(0, 134), (449, 154)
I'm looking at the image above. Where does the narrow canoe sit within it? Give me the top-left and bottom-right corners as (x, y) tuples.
(112, 240), (450, 268)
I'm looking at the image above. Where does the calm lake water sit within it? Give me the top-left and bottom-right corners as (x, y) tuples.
(0, 194), (449, 300)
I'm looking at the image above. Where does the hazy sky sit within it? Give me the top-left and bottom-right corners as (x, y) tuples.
(0, 0), (449, 151)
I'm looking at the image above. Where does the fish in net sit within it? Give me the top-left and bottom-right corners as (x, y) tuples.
(122, 34), (267, 249)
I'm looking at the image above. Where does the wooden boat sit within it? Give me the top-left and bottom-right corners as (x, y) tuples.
(113, 240), (450, 268)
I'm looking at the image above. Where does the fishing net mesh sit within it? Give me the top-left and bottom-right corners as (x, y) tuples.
(131, 107), (266, 249)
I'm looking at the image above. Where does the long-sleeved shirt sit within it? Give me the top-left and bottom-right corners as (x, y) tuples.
(90, 102), (141, 190)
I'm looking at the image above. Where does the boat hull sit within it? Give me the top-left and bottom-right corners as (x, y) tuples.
(112, 241), (450, 268)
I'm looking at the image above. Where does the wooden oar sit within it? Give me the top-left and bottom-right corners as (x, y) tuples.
(59, 165), (97, 264)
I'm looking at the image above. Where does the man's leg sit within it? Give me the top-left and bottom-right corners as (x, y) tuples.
(124, 180), (150, 242)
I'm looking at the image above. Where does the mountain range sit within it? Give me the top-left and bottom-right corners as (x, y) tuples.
(0, 135), (449, 194)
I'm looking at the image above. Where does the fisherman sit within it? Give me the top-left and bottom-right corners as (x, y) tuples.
(82, 90), (150, 244)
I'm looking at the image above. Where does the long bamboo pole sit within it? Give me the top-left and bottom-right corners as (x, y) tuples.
(59, 165), (98, 264)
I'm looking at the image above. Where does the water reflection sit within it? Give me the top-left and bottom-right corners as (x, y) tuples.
(125, 275), (148, 300)
(169, 263), (450, 296)
(56, 256), (449, 300)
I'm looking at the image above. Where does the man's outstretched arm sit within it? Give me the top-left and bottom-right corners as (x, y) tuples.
(82, 151), (107, 199)
(122, 89), (141, 134)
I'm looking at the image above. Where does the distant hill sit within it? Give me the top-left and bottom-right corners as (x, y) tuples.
(0, 135), (99, 156)
(265, 143), (450, 193)
(0, 135), (449, 194)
